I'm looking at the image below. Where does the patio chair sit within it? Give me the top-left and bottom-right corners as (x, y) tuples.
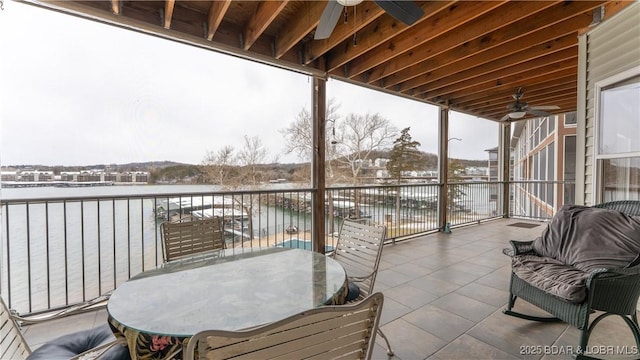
(330, 219), (394, 356)
(0, 296), (128, 360)
(184, 292), (384, 360)
(161, 216), (226, 263)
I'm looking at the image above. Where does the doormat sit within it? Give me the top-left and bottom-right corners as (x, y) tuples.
(507, 222), (541, 229)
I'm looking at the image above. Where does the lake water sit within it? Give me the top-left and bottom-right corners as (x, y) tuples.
(0, 182), (495, 313)
(0, 184), (326, 313)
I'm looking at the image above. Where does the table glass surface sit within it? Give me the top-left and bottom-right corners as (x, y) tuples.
(107, 247), (347, 337)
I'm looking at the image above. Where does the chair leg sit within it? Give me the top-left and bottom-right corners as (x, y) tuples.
(377, 328), (394, 356)
(503, 293), (561, 322)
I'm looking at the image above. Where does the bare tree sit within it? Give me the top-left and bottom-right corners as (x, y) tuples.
(234, 135), (271, 240)
(200, 145), (237, 185)
(238, 135), (268, 186)
(334, 113), (398, 184)
(280, 99), (340, 179)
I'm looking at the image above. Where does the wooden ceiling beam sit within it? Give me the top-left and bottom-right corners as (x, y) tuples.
(469, 91), (576, 117)
(432, 63), (577, 105)
(476, 89), (578, 114)
(206, 0), (232, 41)
(338, 1), (501, 78)
(274, 1), (326, 59)
(459, 80), (577, 109)
(407, 34), (576, 96)
(367, 0), (552, 85)
(387, 0), (604, 91)
(242, 1), (289, 50)
(111, 0), (120, 15)
(481, 98), (576, 121)
(426, 61), (578, 104)
(482, 98), (577, 120)
(303, 1), (384, 64)
(326, 1), (456, 75)
(163, 0), (175, 29)
(420, 47), (578, 100)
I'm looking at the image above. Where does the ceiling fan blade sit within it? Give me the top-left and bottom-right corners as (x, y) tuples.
(374, 0), (424, 25)
(500, 114), (511, 122)
(528, 109), (552, 117)
(529, 105), (560, 110)
(315, 1), (344, 40)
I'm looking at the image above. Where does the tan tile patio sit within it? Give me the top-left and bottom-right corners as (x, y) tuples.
(22, 218), (639, 359)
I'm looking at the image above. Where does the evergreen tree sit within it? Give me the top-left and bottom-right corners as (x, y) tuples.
(386, 127), (423, 182)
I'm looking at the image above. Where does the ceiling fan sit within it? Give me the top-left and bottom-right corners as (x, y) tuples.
(314, 0), (424, 40)
(500, 88), (560, 121)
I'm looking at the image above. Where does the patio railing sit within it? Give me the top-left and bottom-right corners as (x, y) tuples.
(1, 180), (568, 314)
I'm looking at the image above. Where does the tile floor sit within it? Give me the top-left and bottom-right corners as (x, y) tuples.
(22, 218), (639, 359)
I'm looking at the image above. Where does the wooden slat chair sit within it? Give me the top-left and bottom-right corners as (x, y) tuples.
(1, 296), (127, 360)
(1, 296), (30, 360)
(184, 292), (384, 360)
(330, 219), (394, 356)
(161, 217), (226, 263)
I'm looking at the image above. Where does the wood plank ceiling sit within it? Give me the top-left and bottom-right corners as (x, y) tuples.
(33, 0), (634, 122)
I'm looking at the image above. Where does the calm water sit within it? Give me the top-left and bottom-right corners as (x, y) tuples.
(0, 183), (494, 313)
(1, 184), (228, 200)
(0, 184), (338, 312)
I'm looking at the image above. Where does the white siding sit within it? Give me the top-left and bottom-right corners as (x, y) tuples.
(579, 3), (640, 205)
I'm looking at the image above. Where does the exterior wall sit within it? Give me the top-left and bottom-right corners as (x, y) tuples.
(511, 115), (576, 217)
(578, 3), (640, 205)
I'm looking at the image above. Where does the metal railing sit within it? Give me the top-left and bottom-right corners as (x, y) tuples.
(0, 180), (541, 314)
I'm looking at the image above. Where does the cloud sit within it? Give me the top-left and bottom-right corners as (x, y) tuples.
(0, 1), (497, 167)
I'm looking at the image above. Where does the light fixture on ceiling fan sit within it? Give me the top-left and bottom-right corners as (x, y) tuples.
(509, 111), (527, 119)
(314, 0), (424, 40)
(500, 88), (560, 122)
(337, 0), (363, 5)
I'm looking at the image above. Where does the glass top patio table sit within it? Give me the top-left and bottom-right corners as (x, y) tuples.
(107, 247), (348, 359)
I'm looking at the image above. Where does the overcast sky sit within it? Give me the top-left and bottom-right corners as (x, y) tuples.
(0, 1), (498, 167)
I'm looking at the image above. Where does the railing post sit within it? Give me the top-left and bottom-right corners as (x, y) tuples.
(312, 76), (327, 253)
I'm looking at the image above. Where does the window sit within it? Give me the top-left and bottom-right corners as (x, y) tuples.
(547, 144), (554, 206)
(540, 118), (548, 140)
(540, 147), (547, 202)
(564, 112), (577, 126)
(564, 136), (576, 204)
(595, 71), (640, 201)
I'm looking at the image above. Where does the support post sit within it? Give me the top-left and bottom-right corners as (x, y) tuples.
(438, 106), (449, 231)
(499, 122), (512, 217)
(312, 77), (326, 253)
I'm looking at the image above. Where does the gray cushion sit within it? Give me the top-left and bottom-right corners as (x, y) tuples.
(512, 255), (591, 303)
(532, 205), (640, 272)
(27, 324), (130, 360)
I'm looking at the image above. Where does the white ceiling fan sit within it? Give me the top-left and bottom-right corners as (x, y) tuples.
(500, 88), (560, 121)
(314, 0), (424, 40)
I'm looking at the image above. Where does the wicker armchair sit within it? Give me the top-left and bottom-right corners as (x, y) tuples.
(184, 292), (384, 360)
(161, 216), (226, 263)
(503, 201), (640, 359)
(330, 219), (394, 356)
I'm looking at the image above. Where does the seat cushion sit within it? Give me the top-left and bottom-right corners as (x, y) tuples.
(28, 324), (130, 360)
(512, 255), (591, 303)
(345, 282), (361, 302)
(532, 205), (640, 271)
